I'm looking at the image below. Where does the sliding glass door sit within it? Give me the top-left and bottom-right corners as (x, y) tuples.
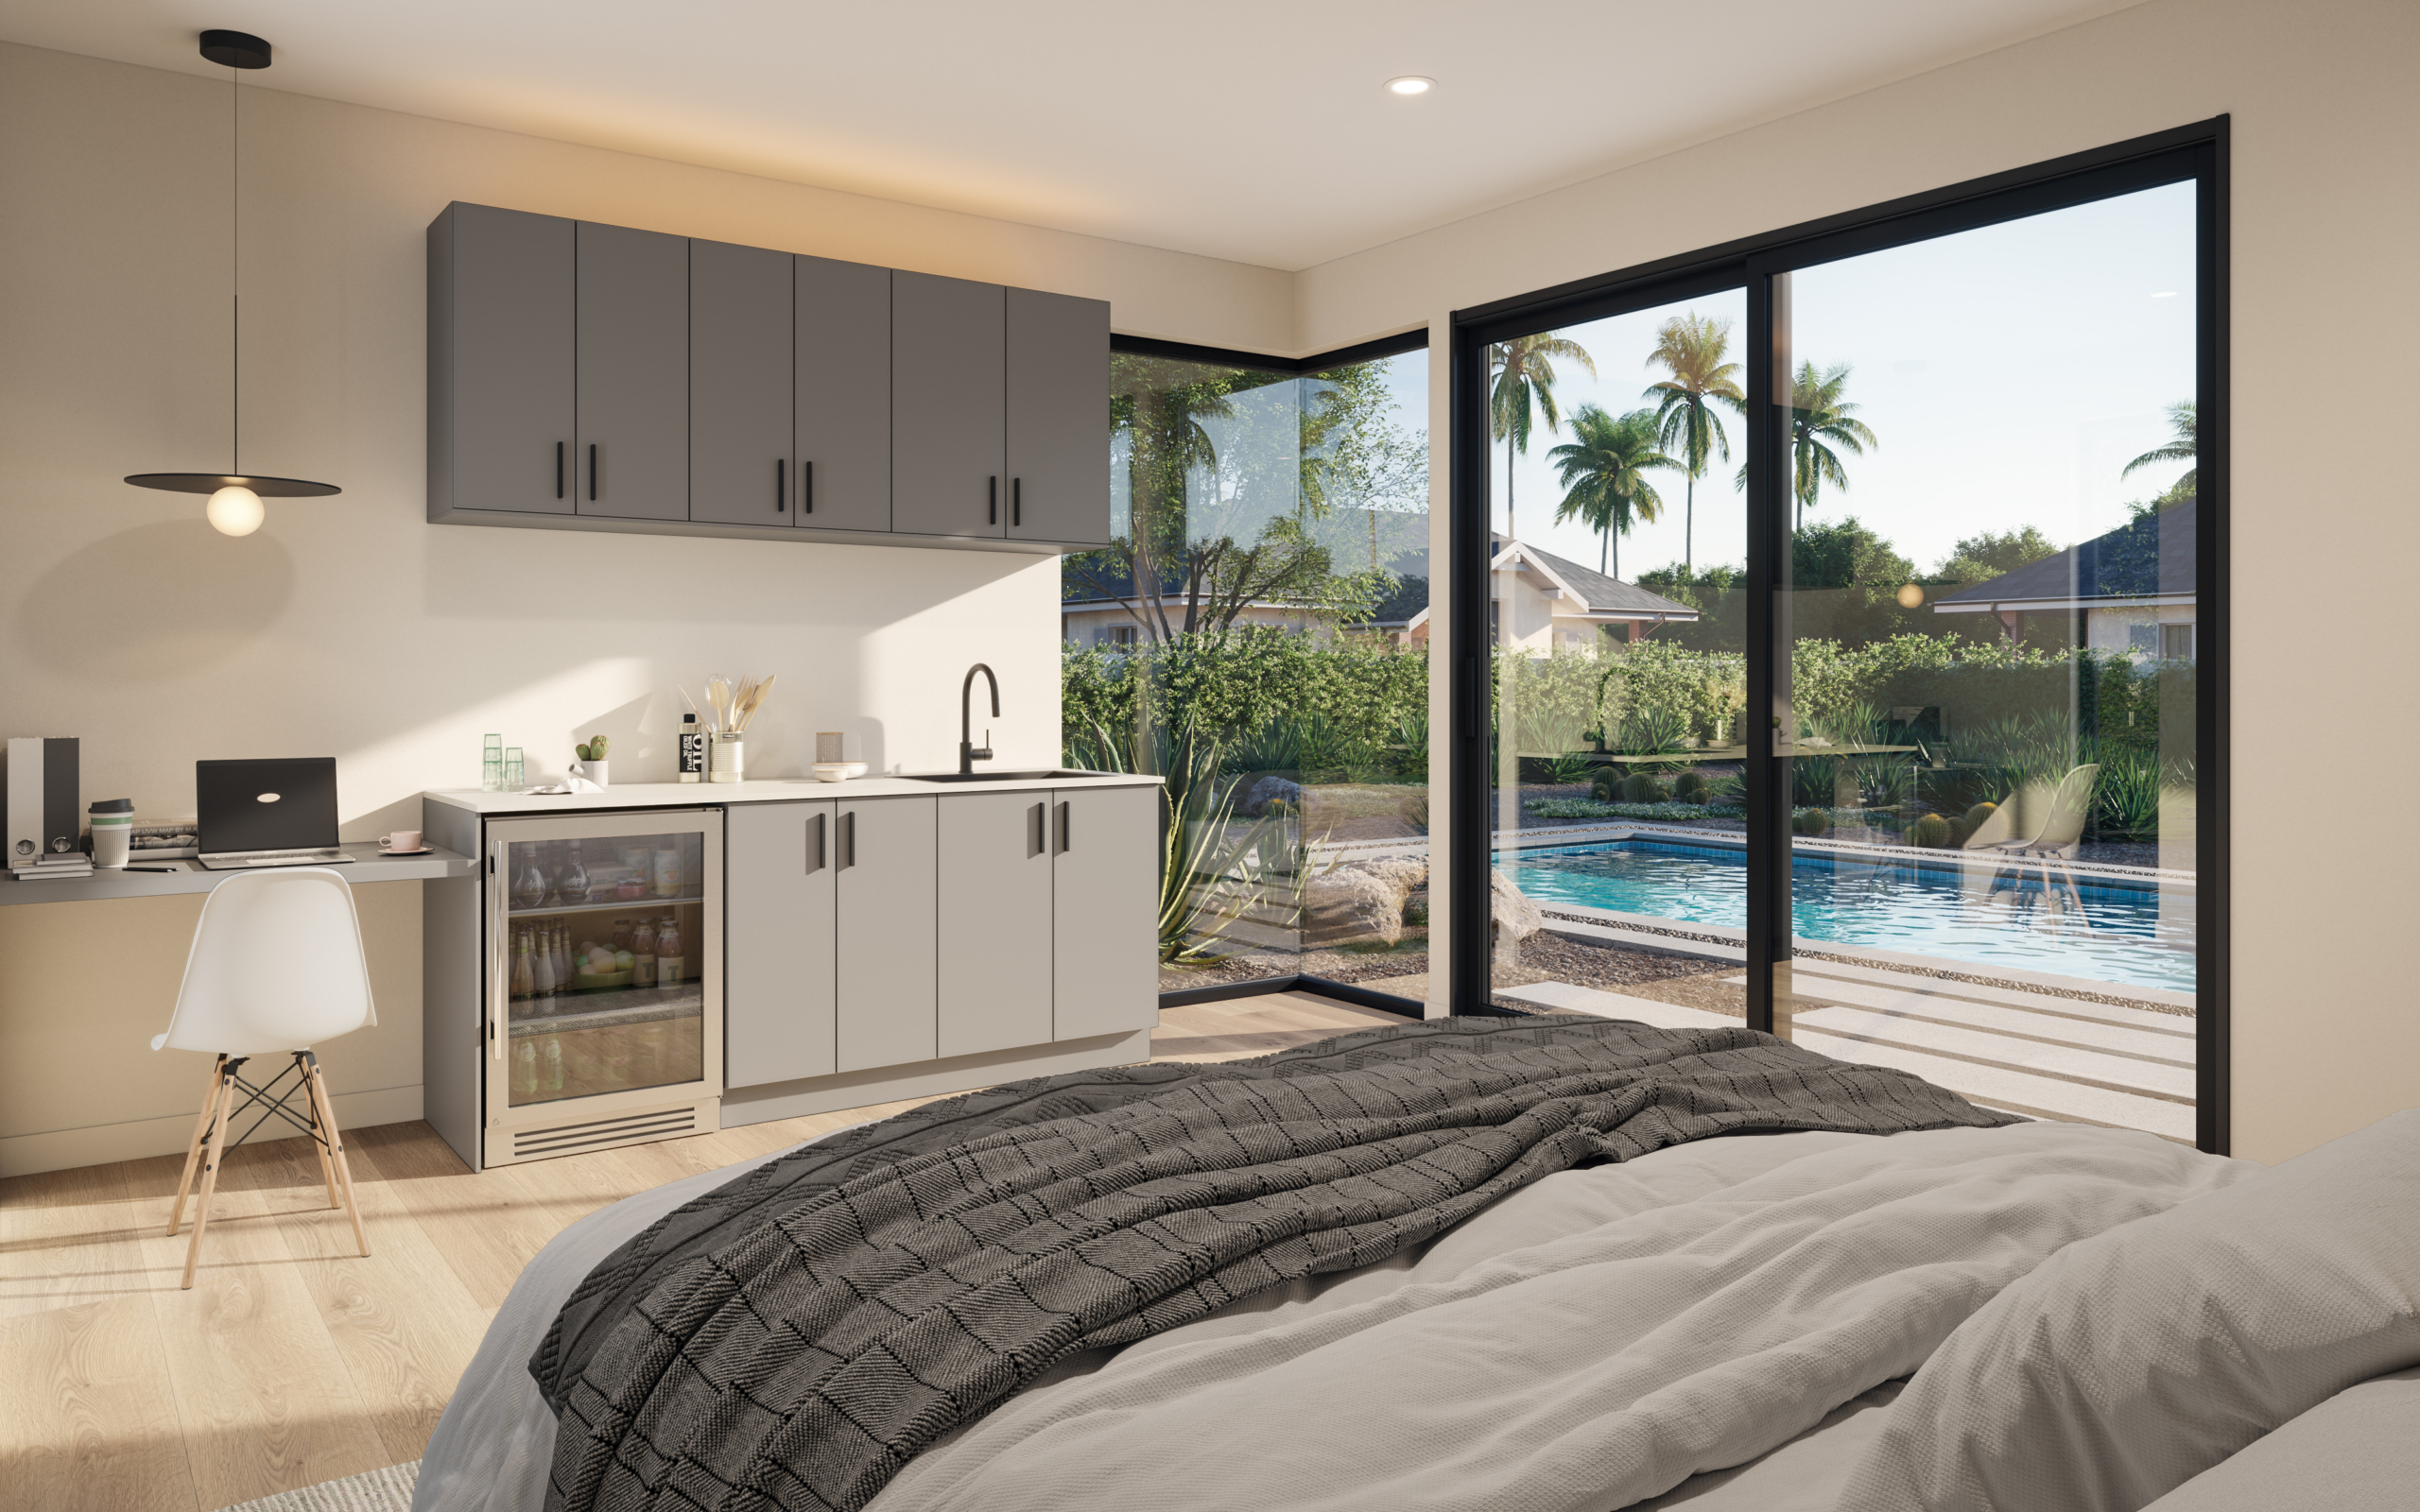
(1454, 126), (2224, 1149)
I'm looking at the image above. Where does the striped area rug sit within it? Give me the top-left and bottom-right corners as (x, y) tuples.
(220, 1461), (418, 1512)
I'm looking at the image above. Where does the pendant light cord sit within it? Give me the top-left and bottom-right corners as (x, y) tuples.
(231, 60), (240, 476)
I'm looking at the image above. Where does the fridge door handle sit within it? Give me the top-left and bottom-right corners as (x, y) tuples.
(489, 837), (506, 1060)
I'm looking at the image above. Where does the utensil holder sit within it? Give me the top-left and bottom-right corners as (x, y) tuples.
(708, 731), (744, 783)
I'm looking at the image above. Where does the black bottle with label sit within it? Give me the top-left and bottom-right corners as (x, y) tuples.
(678, 713), (705, 783)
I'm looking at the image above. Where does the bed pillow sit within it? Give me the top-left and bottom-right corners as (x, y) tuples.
(1834, 1109), (2420, 1512)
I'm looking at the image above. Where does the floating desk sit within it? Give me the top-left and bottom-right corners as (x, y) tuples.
(0, 842), (475, 905)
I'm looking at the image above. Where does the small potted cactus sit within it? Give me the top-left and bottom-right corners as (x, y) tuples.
(573, 735), (611, 787)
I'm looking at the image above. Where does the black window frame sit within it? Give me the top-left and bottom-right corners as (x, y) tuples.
(1449, 118), (2230, 1152)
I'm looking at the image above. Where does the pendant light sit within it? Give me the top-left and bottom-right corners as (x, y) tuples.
(124, 29), (339, 535)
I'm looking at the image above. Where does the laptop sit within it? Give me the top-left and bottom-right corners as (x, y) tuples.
(196, 758), (355, 870)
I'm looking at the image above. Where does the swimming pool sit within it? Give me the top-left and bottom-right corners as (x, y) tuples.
(1501, 837), (2195, 993)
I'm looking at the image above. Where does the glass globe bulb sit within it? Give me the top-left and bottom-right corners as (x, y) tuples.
(206, 484), (265, 536)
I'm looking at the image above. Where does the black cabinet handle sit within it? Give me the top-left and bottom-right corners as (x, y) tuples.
(1029, 801), (1045, 857)
(988, 475), (997, 525)
(1012, 477), (1022, 528)
(839, 810), (856, 868)
(776, 458), (786, 512)
(1056, 799), (1071, 853)
(808, 811), (826, 871)
(802, 458), (813, 514)
(588, 443), (597, 502)
(556, 441), (565, 499)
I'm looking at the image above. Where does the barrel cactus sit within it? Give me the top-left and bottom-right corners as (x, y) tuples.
(1909, 813), (1952, 849)
(1964, 800), (1997, 830)
(1674, 770), (1706, 800)
(1620, 773), (1668, 803)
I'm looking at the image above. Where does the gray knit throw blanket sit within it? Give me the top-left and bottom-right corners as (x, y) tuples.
(539, 1016), (2016, 1512)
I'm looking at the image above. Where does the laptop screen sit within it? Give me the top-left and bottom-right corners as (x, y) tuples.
(197, 758), (340, 854)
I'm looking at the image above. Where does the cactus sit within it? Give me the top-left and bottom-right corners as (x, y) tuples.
(1792, 808), (1833, 836)
(1591, 771), (1622, 801)
(1909, 813), (1952, 849)
(1619, 773), (1668, 803)
(577, 735), (611, 762)
(1674, 770), (1706, 799)
(1947, 816), (1973, 847)
(1964, 800), (1997, 830)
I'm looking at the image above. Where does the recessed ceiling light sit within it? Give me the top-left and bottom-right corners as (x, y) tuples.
(2151, 290), (2178, 298)
(1387, 76), (1435, 96)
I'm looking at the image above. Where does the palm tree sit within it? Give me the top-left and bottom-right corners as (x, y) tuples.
(1550, 406), (1676, 578)
(1786, 360), (1877, 532)
(1489, 333), (1595, 544)
(1644, 313), (1744, 574)
(2122, 401), (2197, 496)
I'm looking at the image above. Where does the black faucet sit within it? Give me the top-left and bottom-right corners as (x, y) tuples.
(959, 663), (999, 776)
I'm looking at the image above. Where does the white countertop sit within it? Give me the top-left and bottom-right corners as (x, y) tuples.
(424, 770), (1162, 816)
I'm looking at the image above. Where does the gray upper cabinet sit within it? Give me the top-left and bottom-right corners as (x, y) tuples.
(937, 792), (1054, 1059)
(577, 222), (689, 522)
(794, 256), (892, 533)
(429, 204), (1106, 551)
(1007, 288), (1111, 546)
(835, 796), (938, 1074)
(891, 271), (1006, 540)
(723, 799), (837, 1088)
(428, 204), (575, 515)
(689, 239), (793, 527)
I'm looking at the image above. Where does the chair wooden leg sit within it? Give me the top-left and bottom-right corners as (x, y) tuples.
(300, 1052), (340, 1209)
(181, 1067), (235, 1290)
(166, 1056), (228, 1239)
(306, 1057), (370, 1259)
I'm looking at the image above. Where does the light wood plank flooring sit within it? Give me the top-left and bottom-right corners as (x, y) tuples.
(0, 994), (1403, 1512)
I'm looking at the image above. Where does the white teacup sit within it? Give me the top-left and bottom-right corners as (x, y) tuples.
(378, 830), (424, 852)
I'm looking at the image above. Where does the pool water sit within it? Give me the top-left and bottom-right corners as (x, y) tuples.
(1501, 838), (2195, 993)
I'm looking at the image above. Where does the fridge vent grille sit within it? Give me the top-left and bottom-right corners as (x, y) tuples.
(511, 1106), (698, 1160)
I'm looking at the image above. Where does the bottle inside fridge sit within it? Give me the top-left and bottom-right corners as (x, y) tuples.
(501, 825), (708, 1108)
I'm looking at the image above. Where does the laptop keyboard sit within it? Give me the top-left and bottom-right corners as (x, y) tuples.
(200, 849), (354, 869)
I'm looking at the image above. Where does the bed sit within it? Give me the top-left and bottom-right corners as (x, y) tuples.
(412, 1018), (2420, 1512)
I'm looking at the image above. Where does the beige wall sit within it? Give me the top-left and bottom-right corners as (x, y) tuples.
(0, 41), (1289, 1175)
(1298, 0), (2420, 1162)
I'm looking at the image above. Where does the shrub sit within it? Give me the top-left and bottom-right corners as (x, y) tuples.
(1908, 813), (1953, 849)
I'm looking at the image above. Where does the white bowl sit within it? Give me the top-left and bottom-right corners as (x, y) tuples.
(812, 761), (870, 782)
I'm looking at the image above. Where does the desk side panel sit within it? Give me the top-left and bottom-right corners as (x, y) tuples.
(423, 804), (484, 1170)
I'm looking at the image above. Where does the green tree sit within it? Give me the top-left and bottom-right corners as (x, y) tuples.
(2122, 400), (2196, 497)
(1782, 361), (1878, 533)
(1635, 561), (1746, 652)
(1489, 332), (1595, 547)
(1644, 313), (1744, 574)
(1548, 405), (1677, 578)
(1300, 360), (1428, 574)
(1934, 524), (2063, 585)
(1790, 517), (1923, 646)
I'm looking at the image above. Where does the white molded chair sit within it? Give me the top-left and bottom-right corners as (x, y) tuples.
(153, 867), (375, 1288)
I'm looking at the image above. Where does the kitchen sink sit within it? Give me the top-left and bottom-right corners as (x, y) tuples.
(898, 768), (1118, 783)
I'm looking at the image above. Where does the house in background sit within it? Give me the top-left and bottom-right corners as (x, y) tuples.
(1407, 538), (1699, 654)
(1933, 499), (2197, 659)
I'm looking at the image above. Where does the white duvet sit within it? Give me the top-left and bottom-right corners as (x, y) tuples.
(418, 1121), (2242, 1512)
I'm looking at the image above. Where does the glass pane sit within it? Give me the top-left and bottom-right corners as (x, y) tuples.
(1772, 182), (2199, 1143)
(1065, 348), (1431, 1002)
(1485, 293), (1756, 1021)
(504, 831), (706, 1105)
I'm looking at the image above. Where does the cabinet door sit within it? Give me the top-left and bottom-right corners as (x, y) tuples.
(577, 222), (690, 521)
(836, 796), (938, 1073)
(723, 800), (836, 1088)
(795, 256), (892, 534)
(937, 793), (1054, 1059)
(431, 204), (574, 515)
(1052, 784), (1161, 1040)
(1006, 287), (1111, 546)
(891, 270), (1004, 539)
(689, 239), (793, 527)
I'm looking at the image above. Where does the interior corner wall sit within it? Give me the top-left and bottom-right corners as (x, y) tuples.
(0, 39), (1290, 1177)
(1297, 0), (2420, 1164)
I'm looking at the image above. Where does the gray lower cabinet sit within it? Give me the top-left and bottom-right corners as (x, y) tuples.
(723, 799), (836, 1088)
(1051, 784), (1161, 1040)
(835, 795), (938, 1073)
(577, 222), (689, 522)
(891, 270), (1006, 539)
(795, 256), (892, 533)
(1007, 288), (1112, 547)
(427, 203), (575, 515)
(690, 239), (794, 527)
(937, 792), (1054, 1058)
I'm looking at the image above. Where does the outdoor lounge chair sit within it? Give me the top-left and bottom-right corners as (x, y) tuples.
(1971, 763), (2100, 920)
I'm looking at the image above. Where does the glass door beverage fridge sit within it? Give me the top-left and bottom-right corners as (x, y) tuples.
(477, 809), (721, 1166)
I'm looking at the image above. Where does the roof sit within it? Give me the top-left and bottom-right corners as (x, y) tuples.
(1935, 499), (2196, 612)
(1490, 536), (1701, 620)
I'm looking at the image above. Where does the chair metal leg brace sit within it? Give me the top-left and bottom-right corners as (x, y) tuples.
(172, 1050), (371, 1288)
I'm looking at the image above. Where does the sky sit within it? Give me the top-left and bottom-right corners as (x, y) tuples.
(1492, 180), (2199, 581)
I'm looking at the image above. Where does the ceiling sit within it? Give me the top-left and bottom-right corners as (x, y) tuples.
(0, 0), (2145, 270)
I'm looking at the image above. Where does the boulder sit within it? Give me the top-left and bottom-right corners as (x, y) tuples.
(1240, 774), (1305, 816)
(1491, 867), (1545, 942)
(1305, 856), (1429, 947)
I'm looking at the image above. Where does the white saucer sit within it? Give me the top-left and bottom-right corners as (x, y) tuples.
(376, 847), (435, 856)
(811, 762), (869, 782)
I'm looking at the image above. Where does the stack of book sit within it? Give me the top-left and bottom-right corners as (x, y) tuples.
(13, 851), (94, 882)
